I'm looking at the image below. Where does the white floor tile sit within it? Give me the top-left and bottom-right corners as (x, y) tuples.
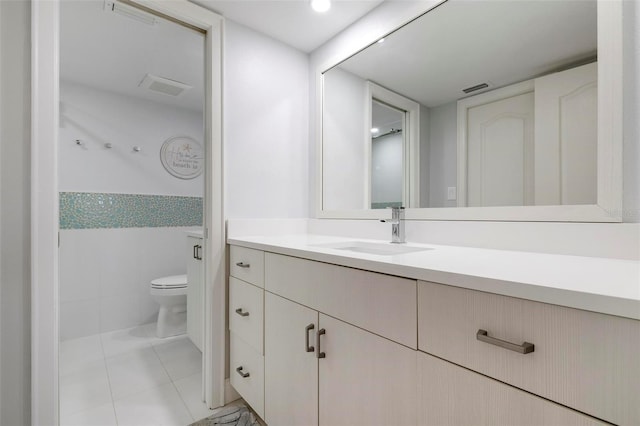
(106, 347), (172, 400)
(153, 336), (202, 381)
(100, 325), (153, 357)
(60, 402), (117, 426)
(59, 359), (112, 417)
(113, 383), (193, 426)
(60, 335), (104, 376)
(173, 373), (212, 422)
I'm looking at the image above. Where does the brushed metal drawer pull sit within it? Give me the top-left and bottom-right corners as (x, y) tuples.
(235, 262), (250, 268)
(317, 328), (326, 359)
(476, 329), (535, 354)
(235, 308), (249, 317)
(236, 366), (250, 378)
(305, 324), (315, 353)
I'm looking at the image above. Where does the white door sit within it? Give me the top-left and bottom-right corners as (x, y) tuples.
(264, 293), (319, 426)
(534, 62), (597, 205)
(318, 314), (417, 426)
(466, 92), (535, 207)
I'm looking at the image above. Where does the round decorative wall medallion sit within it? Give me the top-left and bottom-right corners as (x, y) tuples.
(160, 136), (203, 179)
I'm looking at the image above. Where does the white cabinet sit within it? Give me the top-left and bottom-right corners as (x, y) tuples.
(187, 235), (203, 351)
(229, 244), (629, 426)
(418, 280), (640, 426)
(417, 352), (606, 426)
(228, 246), (265, 420)
(264, 291), (417, 426)
(318, 314), (417, 426)
(264, 292), (318, 426)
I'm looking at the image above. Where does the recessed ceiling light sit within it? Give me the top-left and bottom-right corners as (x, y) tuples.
(377, 38), (385, 44)
(311, 0), (331, 13)
(371, 128), (379, 134)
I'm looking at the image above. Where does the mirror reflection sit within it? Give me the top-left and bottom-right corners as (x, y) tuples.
(322, 0), (597, 211)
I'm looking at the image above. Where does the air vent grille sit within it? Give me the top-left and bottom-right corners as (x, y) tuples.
(463, 83), (489, 94)
(139, 74), (192, 97)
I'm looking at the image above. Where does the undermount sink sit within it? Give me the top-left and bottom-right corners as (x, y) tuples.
(311, 241), (432, 256)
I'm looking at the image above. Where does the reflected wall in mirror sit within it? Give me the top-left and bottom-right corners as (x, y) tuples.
(321, 0), (603, 214)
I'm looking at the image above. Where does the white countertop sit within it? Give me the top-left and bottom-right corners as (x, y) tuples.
(228, 234), (640, 320)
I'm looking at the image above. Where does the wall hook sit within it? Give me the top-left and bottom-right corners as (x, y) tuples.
(132, 146), (141, 152)
(104, 143), (113, 149)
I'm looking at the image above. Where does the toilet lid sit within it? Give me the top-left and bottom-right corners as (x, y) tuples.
(151, 274), (187, 289)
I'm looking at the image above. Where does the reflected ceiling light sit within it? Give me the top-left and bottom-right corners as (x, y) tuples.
(311, 0), (331, 13)
(371, 128), (379, 133)
(377, 38), (385, 44)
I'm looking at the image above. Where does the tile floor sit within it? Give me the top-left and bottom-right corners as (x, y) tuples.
(59, 323), (217, 426)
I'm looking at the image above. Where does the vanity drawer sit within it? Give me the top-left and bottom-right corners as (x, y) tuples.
(230, 246), (264, 288)
(418, 280), (640, 425)
(418, 352), (606, 425)
(230, 333), (264, 419)
(229, 277), (264, 354)
(265, 253), (417, 348)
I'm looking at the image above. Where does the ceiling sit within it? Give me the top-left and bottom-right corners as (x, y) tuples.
(60, 0), (383, 111)
(61, 0), (206, 111)
(193, 0), (384, 53)
(335, 0), (597, 108)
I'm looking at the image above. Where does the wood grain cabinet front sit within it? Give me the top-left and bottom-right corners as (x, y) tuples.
(418, 352), (607, 426)
(264, 292), (417, 426)
(230, 246), (265, 288)
(418, 280), (640, 425)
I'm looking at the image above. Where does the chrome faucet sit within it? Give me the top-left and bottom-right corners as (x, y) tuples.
(380, 206), (405, 244)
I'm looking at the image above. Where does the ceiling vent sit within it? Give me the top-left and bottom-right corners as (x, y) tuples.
(139, 74), (192, 97)
(462, 82), (490, 94)
(104, 1), (157, 26)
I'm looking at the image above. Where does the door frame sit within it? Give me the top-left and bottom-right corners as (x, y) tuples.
(30, 1), (225, 424)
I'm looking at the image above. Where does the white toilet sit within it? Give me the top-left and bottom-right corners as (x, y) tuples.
(150, 274), (188, 338)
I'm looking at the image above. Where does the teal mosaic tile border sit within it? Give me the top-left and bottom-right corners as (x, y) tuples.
(60, 192), (203, 229)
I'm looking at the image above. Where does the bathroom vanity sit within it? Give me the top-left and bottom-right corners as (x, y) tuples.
(227, 235), (639, 426)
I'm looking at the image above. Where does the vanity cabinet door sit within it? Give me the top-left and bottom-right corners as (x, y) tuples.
(187, 236), (203, 351)
(318, 314), (417, 426)
(264, 292), (319, 426)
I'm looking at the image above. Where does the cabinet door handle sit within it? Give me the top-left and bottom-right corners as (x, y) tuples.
(235, 308), (250, 317)
(235, 366), (250, 378)
(316, 328), (326, 359)
(305, 324), (315, 353)
(476, 329), (534, 354)
(193, 245), (198, 259)
(235, 262), (250, 268)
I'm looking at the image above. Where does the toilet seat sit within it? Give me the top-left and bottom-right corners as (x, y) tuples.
(151, 274), (187, 289)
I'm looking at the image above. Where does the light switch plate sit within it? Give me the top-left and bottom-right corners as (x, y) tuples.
(447, 187), (457, 200)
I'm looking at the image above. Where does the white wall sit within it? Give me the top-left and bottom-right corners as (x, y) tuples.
(322, 67), (367, 210)
(59, 81), (204, 196)
(224, 20), (309, 218)
(428, 101), (457, 208)
(0, 0), (30, 424)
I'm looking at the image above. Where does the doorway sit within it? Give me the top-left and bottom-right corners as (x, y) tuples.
(31, 1), (225, 425)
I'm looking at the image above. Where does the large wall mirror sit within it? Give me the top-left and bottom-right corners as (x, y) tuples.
(319, 0), (623, 221)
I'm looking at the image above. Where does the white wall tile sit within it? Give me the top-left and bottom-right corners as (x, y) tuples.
(60, 299), (101, 340)
(59, 230), (101, 303)
(99, 294), (141, 333)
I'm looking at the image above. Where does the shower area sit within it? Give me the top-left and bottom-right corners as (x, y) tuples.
(57, 1), (211, 424)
